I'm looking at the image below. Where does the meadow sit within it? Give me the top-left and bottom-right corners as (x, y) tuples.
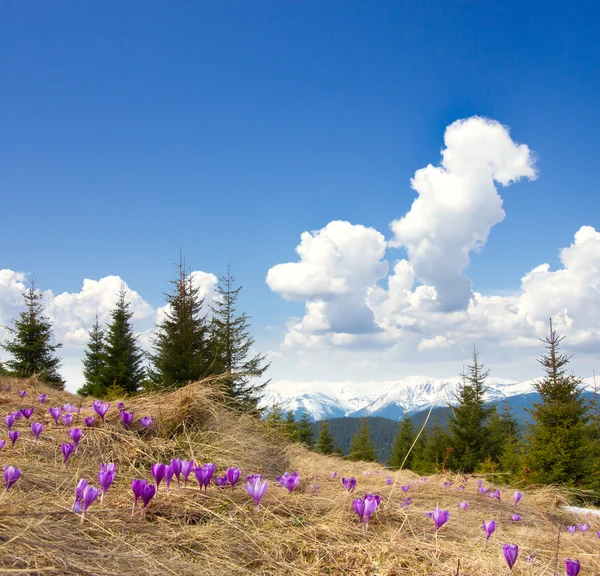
(0, 376), (598, 575)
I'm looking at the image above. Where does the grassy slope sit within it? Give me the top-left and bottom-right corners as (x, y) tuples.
(0, 376), (599, 575)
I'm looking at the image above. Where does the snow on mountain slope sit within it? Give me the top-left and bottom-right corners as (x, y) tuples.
(259, 375), (599, 421)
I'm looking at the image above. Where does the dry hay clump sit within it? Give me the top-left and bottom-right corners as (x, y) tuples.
(0, 376), (599, 576)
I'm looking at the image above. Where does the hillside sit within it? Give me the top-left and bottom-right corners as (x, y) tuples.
(1, 376), (599, 575)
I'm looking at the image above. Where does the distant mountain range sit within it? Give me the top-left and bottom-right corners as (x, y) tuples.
(259, 375), (599, 421)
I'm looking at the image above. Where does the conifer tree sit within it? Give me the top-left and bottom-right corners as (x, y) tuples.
(525, 320), (593, 485)
(487, 401), (520, 462)
(101, 287), (145, 395)
(1, 282), (64, 388)
(414, 419), (451, 473)
(209, 265), (270, 412)
(150, 257), (211, 388)
(296, 411), (314, 447)
(388, 414), (416, 470)
(316, 420), (336, 455)
(348, 418), (377, 462)
(449, 347), (494, 472)
(78, 314), (106, 396)
(284, 410), (298, 441)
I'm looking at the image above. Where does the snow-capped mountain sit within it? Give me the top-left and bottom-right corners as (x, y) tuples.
(259, 376), (599, 421)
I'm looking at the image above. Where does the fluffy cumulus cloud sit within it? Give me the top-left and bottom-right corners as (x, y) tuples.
(265, 116), (600, 378)
(0, 269), (218, 391)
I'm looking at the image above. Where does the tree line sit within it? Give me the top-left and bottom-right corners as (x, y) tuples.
(276, 321), (600, 500)
(0, 260), (270, 413)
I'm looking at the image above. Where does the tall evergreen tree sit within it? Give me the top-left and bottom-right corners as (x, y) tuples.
(388, 414), (416, 470)
(413, 419), (451, 474)
(150, 257), (212, 388)
(79, 313), (106, 396)
(284, 410), (298, 441)
(209, 265), (270, 412)
(448, 347), (494, 472)
(1, 282), (64, 388)
(525, 319), (593, 485)
(296, 411), (314, 447)
(101, 287), (145, 395)
(487, 401), (520, 462)
(348, 418), (378, 462)
(316, 420), (335, 455)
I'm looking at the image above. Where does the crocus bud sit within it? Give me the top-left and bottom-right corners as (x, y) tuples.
(84, 416), (95, 427)
(49, 407), (62, 425)
(4, 465), (21, 490)
(4, 414), (15, 430)
(38, 394), (47, 404)
(62, 413), (73, 426)
(503, 544), (518, 571)
(8, 430), (19, 448)
(514, 491), (523, 505)
(31, 422), (44, 443)
(482, 520), (496, 541)
(458, 501), (469, 510)
(139, 416), (153, 428)
(121, 411), (134, 429)
(62, 442), (75, 465)
(432, 508), (450, 531)
(20, 408), (34, 420)
(565, 559), (581, 576)
(18, 390), (27, 399)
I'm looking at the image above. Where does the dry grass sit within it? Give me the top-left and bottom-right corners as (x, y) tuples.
(0, 376), (599, 575)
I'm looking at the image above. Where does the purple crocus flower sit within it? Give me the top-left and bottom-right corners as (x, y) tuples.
(479, 486), (489, 494)
(385, 476), (392, 485)
(80, 485), (100, 522)
(151, 463), (166, 491)
(246, 473), (263, 482)
(49, 407), (62, 425)
(578, 523), (589, 533)
(276, 471), (300, 493)
(421, 477), (428, 482)
(443, 481), (452, 488)
(121, 411), (133, 429)
(503, 544), (519, 571)
(341, 477), (357, 492)
(12, 410), (22, 420)
(526, 555), (534, 564)
(195, 463), (216, 491)
(214, 475), (228, 487)
(243, 476), (269, 509)
(8, 430), (19, 448)
(363, 494), (381, 525)
(69, 428), (83, 450)
(565, 559), (581, 576)
(117, 402), (125, 411)
(459, 501), (470, 510)
(4, 466), (21, 491)
(31, 422), (44, 443)
(566, 525), (577, 534)
(62, 442), (75, 466)
(432, 508), (450, 531)
(399, 497), (412, 508)
(330, 472), (338, 478)
(514, 491), (523, 505)
(400, 484), (410, 493)
(512, 514), (521, 522)
(4, 414), (15, 429)
(225, 466), (241, 490)
(141, 483), (156, 511)
(489, 489), (501, 501)
(456, 485), (465, 491)
(98, 465), (116, 503)
(73, 478), (88, 512)
(482, 520), (496, 541)
(20, 408), (34, 420)
(93, 401), (110, 422)
(164, 465), (175, 492)
(131, 479), (147, 512)
(139, 416), (153, 428)
(0, 440), (5, 450)
(353, 498), (365, 522)
(18, 390), (27, 399)
(38, 394), (47, 404)
(171, 458), (182, 487)
(62, 413), (73, 426)
(180, 460), (194, 487)
(84, 416), (95, 427)
(597, 530), (600, 539)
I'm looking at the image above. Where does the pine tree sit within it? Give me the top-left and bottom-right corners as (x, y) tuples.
(209, 265), (270, 413)
(487, 401), (520, 462)
(264, 405), (286, 436)
(284, 410), (298, 441)
(1, 282), (64, 388)
(316, 420), (335, 455)
(101, 287), (145, 395)
(525, 319), (593, 485)
(388, 415), (415, 470)
(78, 314), (106, 396)
(150, 257), (212, 388)
(414, 419), (451, 473)
(449, 347), (494, 472)
(348, 418), (378, 462)
(296, 411), (314, 447)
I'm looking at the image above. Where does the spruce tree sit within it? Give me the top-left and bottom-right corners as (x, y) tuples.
(296, 411), (314, 447)
(487, 401), (520, 462)
(1, 282), (64, 388)
(348, 418), (378, 462)
(525, 320), (593, 485)
(414, 419), (451, 473)
(79, 313), (106, 396)
(284, 410), (298, 441)
(388, 414), (415, 470)
(209, 265), (270, 413)
(150, 257), (211, 388)
(101, 287), (145, 395)
(316, 420), (335, 455)
(448, 347), (494, 472)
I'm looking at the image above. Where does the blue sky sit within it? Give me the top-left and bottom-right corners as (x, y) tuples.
(1, 1), (599, 390)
